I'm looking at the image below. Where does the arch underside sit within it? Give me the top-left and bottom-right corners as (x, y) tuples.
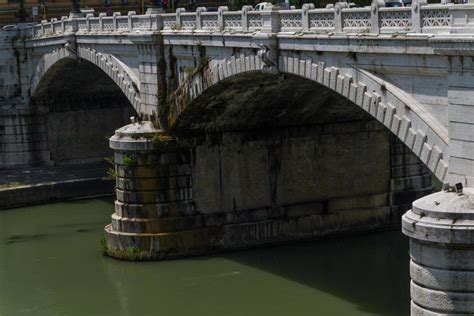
(30, 46), (141, 112)
(171, 54), (449, 182)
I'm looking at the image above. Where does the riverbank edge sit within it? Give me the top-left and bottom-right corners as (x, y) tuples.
(0, 177), (115, 210)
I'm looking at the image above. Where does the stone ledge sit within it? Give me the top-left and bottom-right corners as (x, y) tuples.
(0, 177), (114, 210)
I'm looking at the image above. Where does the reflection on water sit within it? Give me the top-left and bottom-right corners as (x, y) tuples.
(0, 199), (409, 316)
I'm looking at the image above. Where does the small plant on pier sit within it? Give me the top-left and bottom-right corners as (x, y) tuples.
(104, 156), (117, 180)
(99, 234), (108, 255)
(122, 153), (136, 168)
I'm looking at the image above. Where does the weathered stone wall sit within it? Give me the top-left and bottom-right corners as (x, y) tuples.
(191, 123), (391, 219)
(33, 59), (136, 165)
(0, 28), (19, 100)
(0, 106), (51, 167)
(47, 107), (133, 164)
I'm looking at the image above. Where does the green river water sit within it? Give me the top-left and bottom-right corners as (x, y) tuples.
(0, 198), (410, 316)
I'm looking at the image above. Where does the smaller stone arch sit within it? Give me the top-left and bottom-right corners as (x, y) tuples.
(168, 54), (449, 182)
(30, 45), (141, 112)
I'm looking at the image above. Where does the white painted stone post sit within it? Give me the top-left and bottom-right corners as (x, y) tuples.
(302, 3), (315, 32)
(370, 0), (383, 34)
(50, 18), (57, 34)
(128, 11), (136, 32)
(113, 12), (121, 31)
(241, 5), (253, 32)
(196, 7), (206, 30)
(175, 8), (185, 29)
(99, 12), (106, 31)
(259, 3), (280, 33)
(217, 6), (228, 31)
(411, 0), (427, 33)
(40, 20), (46, 35)
(61, 16), (67, 33)
(86, 13), (93, 31)
(402, 187), (474, 315)
(334, 2), (346, 32)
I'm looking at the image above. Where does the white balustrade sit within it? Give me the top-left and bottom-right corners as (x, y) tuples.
(223, 11), (242, 31)
(201, 12), (219, 31)
(162, 13), (177, 30)
(309, 9), (335, 31)
(180, 12), (197, 30)
(116, 16), (129, 31)
(421, 4), (452, 33)
(20, 3), (474, 39)
(247, 11), (263, 31)
(280, 10), (303, 32)
(380, 7), (412, 33)
(342, 7), (371, 33)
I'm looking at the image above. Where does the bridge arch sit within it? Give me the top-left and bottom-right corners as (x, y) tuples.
(30, 46), (141, 112)
(168, 54), (449, 182)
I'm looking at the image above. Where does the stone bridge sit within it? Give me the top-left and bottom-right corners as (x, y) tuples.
(3, 1), (474, 185)
(3, 3), (474, 314)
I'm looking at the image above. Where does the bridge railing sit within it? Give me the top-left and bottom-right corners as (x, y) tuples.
(341, 7), (372, 33)
(23, 2), (474, 39)
(379, 7), (412, 33)
(420, 4), (451, 33)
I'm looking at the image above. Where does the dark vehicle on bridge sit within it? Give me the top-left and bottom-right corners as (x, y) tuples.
(384, 0), (411, 6)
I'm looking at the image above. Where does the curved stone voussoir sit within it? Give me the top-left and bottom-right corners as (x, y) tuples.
(31, 45), (141, 113)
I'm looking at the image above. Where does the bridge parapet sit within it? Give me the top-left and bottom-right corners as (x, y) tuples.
(18, 2), (473, 39)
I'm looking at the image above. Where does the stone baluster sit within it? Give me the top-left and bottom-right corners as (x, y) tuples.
(41, 20), (46, 36)
(61, 16), (67, 33)
(86, 13), (93, 31)
(70, 15), (79, 32)
(128, 11), (136, 32)
(241, 5), (253, 32)
(50, 18), (57, 34)
(334, 2), (344, 32)
(113, 12), (121, 31)
(259, 3), (279, 33)
(411, 0), (427, 33)
(176, 8), (185, 29)
(147, 13), (152, 30)
(218, 6), (228, 31)
(155, 14), (163, 30)
(302, 3), (314, 32)
(99, 12), (106, 31)
(196, 7), (206, 30)
(370, 0), (383, 34)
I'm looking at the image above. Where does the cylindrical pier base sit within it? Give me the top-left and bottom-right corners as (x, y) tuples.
(104, 121), (204, 260)
(402, 188), (474, 315)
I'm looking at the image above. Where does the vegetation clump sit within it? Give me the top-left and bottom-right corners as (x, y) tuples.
(122, 153), (136, 168)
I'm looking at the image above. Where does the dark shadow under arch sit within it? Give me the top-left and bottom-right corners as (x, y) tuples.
(173, 72), (372, 134)
(32, 58), (137, 165)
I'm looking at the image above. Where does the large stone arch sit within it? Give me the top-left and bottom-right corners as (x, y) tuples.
(168, 54), (449, 182)
(30, 45), (141, 112)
